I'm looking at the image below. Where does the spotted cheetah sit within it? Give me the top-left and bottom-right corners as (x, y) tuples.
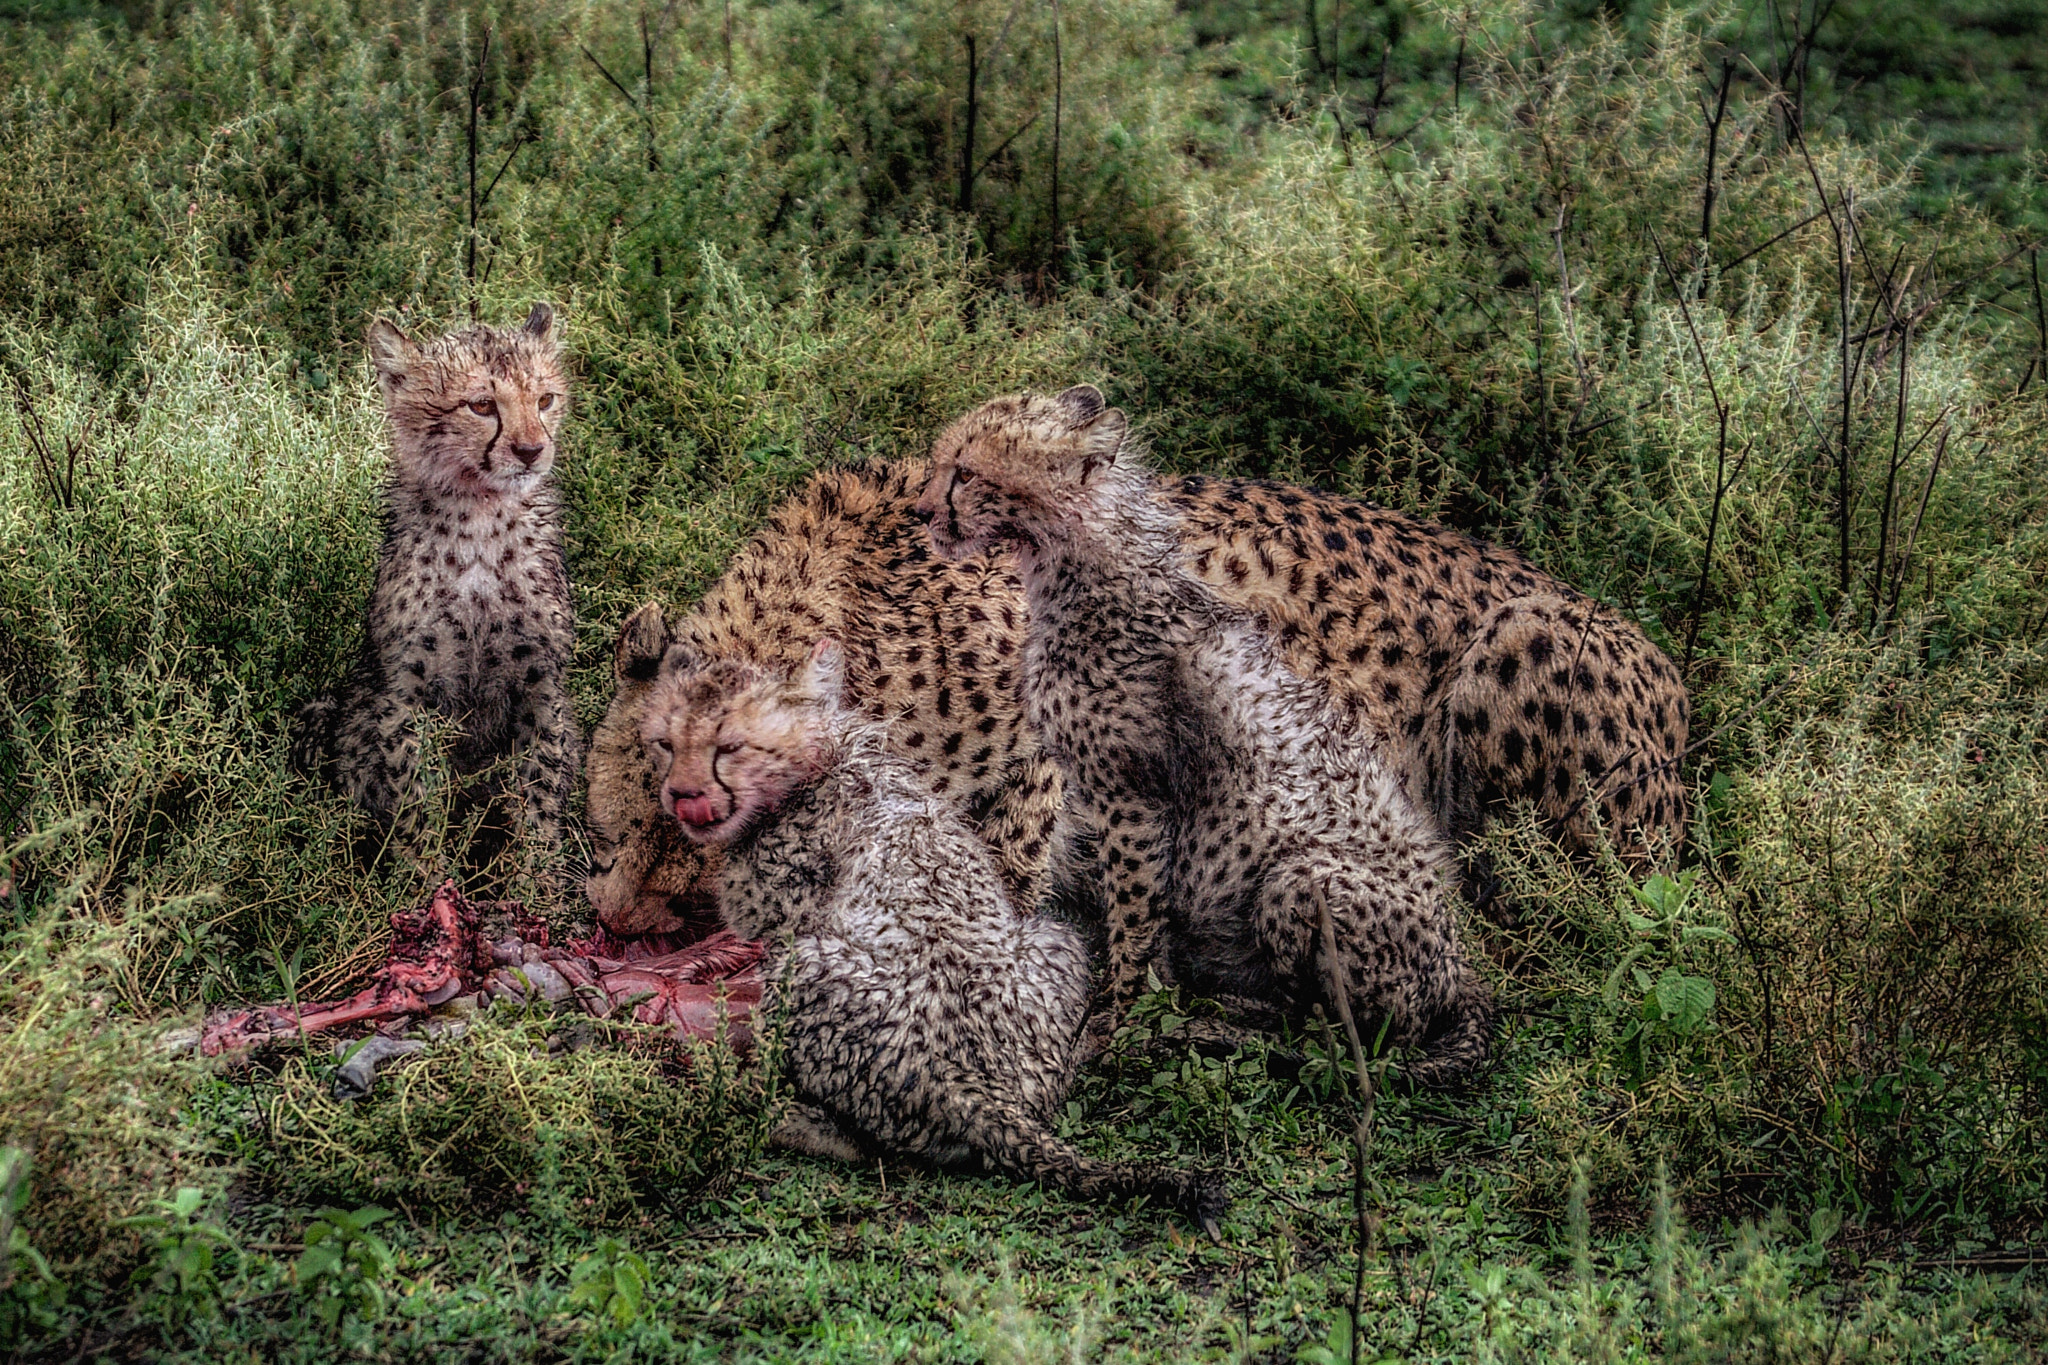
(292, 305), (578, 881)
(584, 462), (1064, 938)
(589, 449), (1687, 934)
(639, 637), (1227, 1230)
(918, 386), (1493, 1078)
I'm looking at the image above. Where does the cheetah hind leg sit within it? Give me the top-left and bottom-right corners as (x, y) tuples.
(939, 1074), (1228, 1240)
(1399, 960), (1496, 1091)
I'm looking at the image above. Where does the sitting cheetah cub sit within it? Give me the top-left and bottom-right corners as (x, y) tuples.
(919, 386), (1493, 1085)
(639, 637), (1227, 1232)
(293, 305), (579, 880)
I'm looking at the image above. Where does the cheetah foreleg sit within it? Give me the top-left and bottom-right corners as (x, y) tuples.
(330, 686), (425, 847)
(510, 678), (579, 866)
(1087, 796), (1178, 1028)
(772, 1102), (869, 1163)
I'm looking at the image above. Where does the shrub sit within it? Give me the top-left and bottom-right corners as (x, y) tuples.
(257, 1006), (783, 1225)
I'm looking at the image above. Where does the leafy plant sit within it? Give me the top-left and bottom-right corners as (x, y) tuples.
(295, 1205), (397, 1329)
(1602, 872), (1729, 1081)
(0, 1147), (66, 1350)
(567, 1237), (651, 1329)
(116, 1186), (233, 1331)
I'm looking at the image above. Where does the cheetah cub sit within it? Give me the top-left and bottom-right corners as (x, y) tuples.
(293, 305), (579, 880)
(639, 638), (1227, 1232)
(919, 386), (1493, 1085)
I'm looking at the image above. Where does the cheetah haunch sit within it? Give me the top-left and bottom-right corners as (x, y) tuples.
(920, 385), (1494, 1081)
(639, 637), (1227, 1231)
(293, 305), (580, 883)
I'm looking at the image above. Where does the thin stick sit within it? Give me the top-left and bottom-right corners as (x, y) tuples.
(1684, 439), (1751, 674)
(1552, 202), (1594, 433)
(1791, 120), (1853, 600)
(2029, 250), (2047, 390)
(958, 34), (978, 214)
(1049, 0), (1062, 282)
(1884, 426), (1948, 627)
(1317, 892), (1384, 1365)
(580, 44), (640, 109)
(1700, 61), (1734, 250)
(466, 27), (492, 297)
(974, 110), (1040, 181)
(1720, 208), (1827, 272)
(1870, 314), (1911, 632)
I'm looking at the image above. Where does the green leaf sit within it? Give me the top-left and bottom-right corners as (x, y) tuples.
(1653, 969), (1715, 1034)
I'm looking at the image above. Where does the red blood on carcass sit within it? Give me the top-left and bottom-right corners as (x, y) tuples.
(194, 881), (767, 1059)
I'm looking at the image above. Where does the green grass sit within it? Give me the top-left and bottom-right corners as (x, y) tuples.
(2, 0), (2046, 1356)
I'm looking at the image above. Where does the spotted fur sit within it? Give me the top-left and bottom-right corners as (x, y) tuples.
(292, 305), (578, 878)
(919, 386), (1493, 1082)
(639, 640), (1225, 1230)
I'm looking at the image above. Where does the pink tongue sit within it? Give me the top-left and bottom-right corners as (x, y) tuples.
(674, 795), (719, 828)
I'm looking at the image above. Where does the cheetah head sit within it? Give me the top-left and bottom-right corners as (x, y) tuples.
(640, 638), (847, 846)
(367, 303), (568, 500)
(917, 384), (1129, 560)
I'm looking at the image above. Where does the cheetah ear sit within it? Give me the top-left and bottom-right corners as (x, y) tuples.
(1077, 406), (1129, 482)
(1055, 384), (1106, 426)
(365, 318), (419, 385)
(803, 638), (846, 708)
(524, 302), (555, 341)
(613, 603), (671, 685)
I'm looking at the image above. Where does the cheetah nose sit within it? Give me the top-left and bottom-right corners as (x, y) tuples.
(511, 441), (546, 468)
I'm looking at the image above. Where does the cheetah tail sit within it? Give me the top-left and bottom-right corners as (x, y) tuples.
(941, 1085), (1228, 1239)
(287, 695), (339, 778)
(1403, 960), (1497, 1090)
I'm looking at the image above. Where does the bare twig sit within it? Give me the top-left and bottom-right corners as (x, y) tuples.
(579, 44), (640, 109)
(974, 109), (1040, 181)
(1049, 0), (1062, 281)
(1884, 426), (1949, 628)
(1869, 314), (1911, 632)
(958, 34), (979, 214)
(1552, 202), (1594, 433)
(1699, 60), (1734, 250)
(465, 27), (492, 297)
(1684, 439), (1751, 674)
(2025, 250), (2046, 394)
(8, 373), (92, 511)
(1719, 208), (1827, 272)
(1317, 892), (1387, 1365)
(1790, 118), (1854, 600)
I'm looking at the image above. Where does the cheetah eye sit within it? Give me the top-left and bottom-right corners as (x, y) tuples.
(715, 741), (743, 757)
(537, 393), (556, 412)
(649, 738), (672, 758)
(467, 398), (498, 418)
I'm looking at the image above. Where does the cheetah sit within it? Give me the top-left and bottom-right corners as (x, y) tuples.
(639, 637), (1227, 1231)
(589, 449), (1687, 935)
(584, 462), (1063, 938)
(918, 385), (1494, 1079)
(293, 305), (579, 882)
